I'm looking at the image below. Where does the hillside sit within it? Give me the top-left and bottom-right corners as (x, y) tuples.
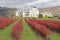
(0, 7), (17, 16)
(39, 6), (60, 17)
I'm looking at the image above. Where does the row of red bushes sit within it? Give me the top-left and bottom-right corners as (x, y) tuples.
(25, 19), (51, 36)
(31, 19), (60, 32)
(12, 19), (23, 40)
(0, 17), (16, 29)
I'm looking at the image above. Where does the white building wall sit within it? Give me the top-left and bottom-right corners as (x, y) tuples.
(22, 12), (25, 17)
(16, 10), (19, 16)
(29, 7), (39, 17)
(16, 7), (39, 17)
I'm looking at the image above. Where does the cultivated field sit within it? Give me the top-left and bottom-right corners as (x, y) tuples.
(0, 17), (60, 40)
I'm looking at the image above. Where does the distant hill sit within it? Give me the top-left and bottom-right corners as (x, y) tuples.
(0, 7), (17, 16)
(38, 6), (60, 17)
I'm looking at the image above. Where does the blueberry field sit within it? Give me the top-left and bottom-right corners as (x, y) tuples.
(0, 17), (60, 40)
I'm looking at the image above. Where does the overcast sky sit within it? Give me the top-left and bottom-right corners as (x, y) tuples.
(0, 0), (60, 8)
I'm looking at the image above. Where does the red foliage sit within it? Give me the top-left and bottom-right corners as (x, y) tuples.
(12, 19), (23, 40)
(26, 19), (51, 36)
(0, 17), (16, 29)
(31, 19), (60, 31)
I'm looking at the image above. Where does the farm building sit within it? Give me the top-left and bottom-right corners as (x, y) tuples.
(39, 11), (53, 18)
(16, 7), (39, 17)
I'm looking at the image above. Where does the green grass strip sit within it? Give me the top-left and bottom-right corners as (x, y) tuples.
(0, 19), (19, 40)
(21, 18), (40, 40)
(49, 32), (60, 40)
(37, 18), (60, 21)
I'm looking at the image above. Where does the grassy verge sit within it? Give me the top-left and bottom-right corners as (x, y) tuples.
(37, 18), (60, 21)
(0, 19), (19, 40)
(49, 32), (60, 40)
(21, 18), (40, 40)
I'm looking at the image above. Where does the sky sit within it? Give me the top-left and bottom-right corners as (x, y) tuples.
(0, 0), (60, 8)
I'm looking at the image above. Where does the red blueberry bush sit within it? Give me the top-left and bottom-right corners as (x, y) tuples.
(25, 19), (51, 36)
(30, 19), (60, 32)
(0, 17), (16, 29)
(12, 19), (23, 40)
